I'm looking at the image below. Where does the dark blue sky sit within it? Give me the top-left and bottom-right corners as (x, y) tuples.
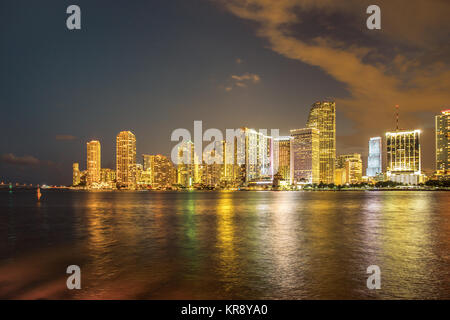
(1, 0), (448, 184)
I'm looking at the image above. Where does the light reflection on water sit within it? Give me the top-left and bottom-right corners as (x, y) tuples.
(0, 190), (449, 299)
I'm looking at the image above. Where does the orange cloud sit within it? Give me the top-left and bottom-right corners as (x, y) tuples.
(219, 0), (450, 170)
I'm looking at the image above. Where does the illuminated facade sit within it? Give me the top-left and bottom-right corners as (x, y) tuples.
(143, 154), (176, 188)
(116, 131), (137, 189)
(201, 141), (224, 188)
(386, 130), (422, 184)
(86, 140), (101, 186)
(337, 153), (363, 184)
(177, 141), (200, 187)
(307, 101), (336, 183)
(100, 168), (116, 187)
(436, 110), (450, 175)
(230, 128), (273, 184)
(290, 128), (319, 184)
(72, 163), (81, 186)
(367, 137), (382, 177)
(274, 137), (291, 182)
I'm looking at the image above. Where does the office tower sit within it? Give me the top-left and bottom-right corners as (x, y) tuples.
(386, 130), (422, 184)
(72, 163), (81, 186)
(307, 101), (336, 184)
(274, 136), (291, 181)
(177, 141), (200, 187)
(143, 154), (176, 189)
(231, 128), (273, 184)
(367, 137), (382, 177)
(436, 110), (450, 176)
(290, 128), (320, 184)
(337, 153), (363, 184)
(86, 140), (101, 186)
(116, 131), (137, 189)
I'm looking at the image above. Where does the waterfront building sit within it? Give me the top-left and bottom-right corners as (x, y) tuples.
(143, 154), (176, 189)
(229, 128), (273, 184)
(274, 136), (291, 182)
(177, 141), (200, 187)
(367, 137), (382, 177)
(100, 168), (116, 187)
(436, 110), (450, 176)
(334, 167), (346, 186)
(72, 163), (81, 186)
(290, 128), (320, 184)
(337, 153), (363, 184)
(116, 131), (137, 189)
(306, 101), (336, 184)
(86, 140), (101, 186)
(386, 129), (422, 185)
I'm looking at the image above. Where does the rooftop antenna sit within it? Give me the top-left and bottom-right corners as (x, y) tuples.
(395, 104), (399, 131)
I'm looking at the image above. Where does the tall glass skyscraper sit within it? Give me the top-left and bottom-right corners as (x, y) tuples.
(116, 131), (136, 189)
(436, 110), (450, 175)
(306, 101), (336, 184)
(367, 137), (382, 177)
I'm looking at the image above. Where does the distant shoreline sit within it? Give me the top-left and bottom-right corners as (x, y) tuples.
(1, 187), (449, 192)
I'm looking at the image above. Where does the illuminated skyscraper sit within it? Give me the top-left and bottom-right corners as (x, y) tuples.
(86, 140), (101, 186)
(177, 141), (200, 187)
(229, 128), (273, 184)
(274, 137), (291, 181)
(386, 130), (422, 184)
(116, 131), (136, 189)
(72, 163), (81, 186)
(367, 137), (382, 177)
(307, 101), (336, 183)
(290, 128), (319, 184)
(436, 110), (450, 176)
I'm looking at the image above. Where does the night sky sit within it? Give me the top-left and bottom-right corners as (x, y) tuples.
(1, 0), (449, 185)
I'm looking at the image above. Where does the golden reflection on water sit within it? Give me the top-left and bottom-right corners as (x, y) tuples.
(216, 193), (237, 289)
(0, 190), (449, 299)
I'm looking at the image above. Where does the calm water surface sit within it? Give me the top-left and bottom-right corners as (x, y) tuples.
(0, 190), (449, 299)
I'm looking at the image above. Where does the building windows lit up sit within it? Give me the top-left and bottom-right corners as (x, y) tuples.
(367, 137), (382, 177)
(307, 101), (336, 184)
(116, 131), (137, 189)
(86, 140), (101, 186)
(436, 110), (450, 176)
(386, 129), (422, 184)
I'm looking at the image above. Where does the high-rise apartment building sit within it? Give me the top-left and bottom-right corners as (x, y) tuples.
(116, 131), (137, 189)
(143, 154), (176, 189)
(306, 101), (336, 184)
(230, 128), (273, 184)
(72, 163), (81, 186)
(386, 130), (422, 184)
(290, 128), (320, 184)
(436, 110), (450, 176)
(367, 137), (382, 177)
(86, 140), (101, 186)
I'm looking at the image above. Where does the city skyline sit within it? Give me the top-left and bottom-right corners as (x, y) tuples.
(62, 103), (450, 190)
(2, 106), (449, 187)
(1, 1), (449, 185)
